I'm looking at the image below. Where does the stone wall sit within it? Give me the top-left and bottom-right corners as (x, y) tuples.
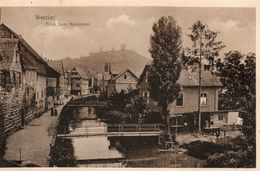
(0, 85), (24, 137)
(23, 86), (37, 124)
(0, 83), (37, 137)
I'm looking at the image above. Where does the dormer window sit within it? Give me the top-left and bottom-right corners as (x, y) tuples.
(124, 74), (127, 79)
(0, 55), (3, 61)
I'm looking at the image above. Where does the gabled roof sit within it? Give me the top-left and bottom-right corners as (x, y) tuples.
(137, 60), (152, 85)
(72, 66), (88, 79)
(178, 69), (222, 87)
(138, 61), (222, 87)
(0, 23), (54, 76)
(111, 69), (138, 81)
(47, 60), (67, 75)
(0, 23), (46, 64)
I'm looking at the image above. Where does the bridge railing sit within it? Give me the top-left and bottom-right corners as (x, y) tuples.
(107, 124), (163, 132)
(68, 100), (107, 106)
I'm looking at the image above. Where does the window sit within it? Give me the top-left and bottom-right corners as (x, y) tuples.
(124, 74), (127, 79)
(18, 73), (22, 84)
(200, 93), (207, 106)
(219, 114), (223, 120)
(4, 71), (11, 84)
(13, 72), (17, 85)
(176, 93), (184, 107)
(143, 91), (149, 98)
(89, 79), (92, 87)
(88, 107), (92, 114)
(143, 91), (150, 104)
(76, 83), (80, 87)
(16, 52), (20, 63)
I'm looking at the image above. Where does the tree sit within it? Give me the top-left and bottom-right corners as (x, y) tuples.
(148, 16), (182, 141)
(126, 98), (146, 124)
(109, 91), (129, 112)
(183, 20), (225, 133)
(216, 51), (256, 137)
(204, 51), (256, 167)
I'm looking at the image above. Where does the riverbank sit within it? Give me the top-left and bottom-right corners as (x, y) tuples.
(4, 97), (71, 166)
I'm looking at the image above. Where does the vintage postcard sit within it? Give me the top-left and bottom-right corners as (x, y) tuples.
(0, 0), (258, 169)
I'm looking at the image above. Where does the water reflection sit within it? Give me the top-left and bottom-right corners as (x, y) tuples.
(66, 106), (202, 167)
(73, 136), (124, 161)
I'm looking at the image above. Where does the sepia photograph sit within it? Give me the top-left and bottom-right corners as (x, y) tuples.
(0, 1), (257, 168)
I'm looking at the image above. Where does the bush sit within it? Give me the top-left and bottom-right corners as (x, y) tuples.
(204, 136), (255, 168)
(185, 141), (230, 159)
(143, 111), (163, 124)
(51, 138), (77, 167)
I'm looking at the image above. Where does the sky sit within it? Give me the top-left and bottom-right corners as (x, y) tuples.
(1, 7), (256, 60)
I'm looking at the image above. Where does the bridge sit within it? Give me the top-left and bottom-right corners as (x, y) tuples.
(67, 100), (107, 107)
(56, 124), (163, 138)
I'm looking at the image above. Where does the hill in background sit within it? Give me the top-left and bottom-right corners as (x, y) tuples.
(52, 49), (151, 77)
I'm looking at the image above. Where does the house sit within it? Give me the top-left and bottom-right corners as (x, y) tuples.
(46, 66), (61, 109)
(137, 61), (159, 111)
(0, 23), (59, 135)
(47, 60), (71, 100)
(100, 62), (138, 95)
(86, 71), (98, 93)
(70, 66), (89, 96)
(0, 37), (25, 133)
(137, 61), (237, 131)
(107, 69), (139, 96)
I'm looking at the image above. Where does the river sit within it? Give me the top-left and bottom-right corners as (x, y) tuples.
(61, 106), (203, 167)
